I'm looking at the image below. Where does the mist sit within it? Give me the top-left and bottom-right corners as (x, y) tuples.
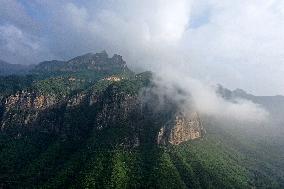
(151, 69), (269, 123)
(2, 0), (282, 122)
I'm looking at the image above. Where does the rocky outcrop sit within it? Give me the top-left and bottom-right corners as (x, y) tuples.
(0, 91), (59, 135)
(4, 91), (57, 111)
(95, 84), (205, 146)
(0, 74), (206, 146)
(157, 112), (205, 145)
(96, 91), (139, 130)
(67, 93), (86, 107)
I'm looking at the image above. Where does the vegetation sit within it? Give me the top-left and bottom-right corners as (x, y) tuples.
(3, 121), (281, 188)
(0, 75), (35, 96)
(0, 55), (283, 188)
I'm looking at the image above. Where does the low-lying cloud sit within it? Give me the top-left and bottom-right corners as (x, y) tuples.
(0, 0), (277, 121)
(153, 69), (269, 123)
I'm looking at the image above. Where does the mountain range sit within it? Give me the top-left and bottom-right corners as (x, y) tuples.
(0, 52), (283, 188)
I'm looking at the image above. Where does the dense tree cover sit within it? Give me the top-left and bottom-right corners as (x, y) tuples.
(4, 119), (282, 188)
(0, 59), (283, 188)
(0, 75), (35, 96)
(1, 90), (283, 189)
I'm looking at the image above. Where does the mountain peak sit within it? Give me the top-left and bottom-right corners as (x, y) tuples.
(32, 51), (130, 75)
(233, 88), (247, 96)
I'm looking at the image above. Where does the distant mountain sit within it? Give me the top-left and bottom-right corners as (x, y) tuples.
(32, 60), (66, 72)
(32, 51), (129, 73)
(0, 59), (34, 76)
(217, 84), (284, 124)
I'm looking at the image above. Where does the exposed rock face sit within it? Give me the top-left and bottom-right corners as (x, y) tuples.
(0, 74), (205, 146)
(67, 93), (86, 107)
(0, 84), (206, 145)
(103, 76), (123, 81)
(94, 86), (206, 146)
(157, 112), (205, 145)
(0, 91), (59, 135)
(95, 85), (140, 130)
(4, 91), (57, 111)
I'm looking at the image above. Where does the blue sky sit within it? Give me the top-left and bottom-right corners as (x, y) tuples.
(1, 0), (284, 95)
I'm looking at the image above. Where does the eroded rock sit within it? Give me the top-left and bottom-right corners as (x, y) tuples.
(157, 112), (205, 145)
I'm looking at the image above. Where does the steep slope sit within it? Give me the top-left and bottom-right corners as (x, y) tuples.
(0, 71), (208, 188)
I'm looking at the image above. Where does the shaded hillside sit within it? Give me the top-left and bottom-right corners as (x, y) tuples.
(0, 59), (34, 76)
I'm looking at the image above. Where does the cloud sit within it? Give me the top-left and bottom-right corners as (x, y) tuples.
(0, 0), (274, 122)
(0, 0), (284, 100)
(36, 0), (283, 95)
(181, 0), (284, 95)
(0, 0), (38, 32)
(152, 69), (269, 123)
(0, 24), (52, 64)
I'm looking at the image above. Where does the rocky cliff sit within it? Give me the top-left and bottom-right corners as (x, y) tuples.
(157, 112), (205, 145)
(0, 52), (205, 145)
(0, 78), (205, 145)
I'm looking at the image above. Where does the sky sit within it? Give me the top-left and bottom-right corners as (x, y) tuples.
(1, 0), (284, 96)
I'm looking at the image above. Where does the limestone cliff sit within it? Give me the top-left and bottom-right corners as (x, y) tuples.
(0, 71), (205, 145)
(157, 112), (205, 145)
(0, 91), (60, 135)
(0, 83), (206, 145)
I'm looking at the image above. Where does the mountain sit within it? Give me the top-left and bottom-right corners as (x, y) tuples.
(217, 84), (284, 125)
(32, 51), (131, 75)
(0, 59), (35, 76)
(0, 52), (283, 188)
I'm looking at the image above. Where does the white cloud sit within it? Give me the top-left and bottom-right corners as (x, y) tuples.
(0, 0), (275, 121)
(1, 0), (284, 96)
(0, 25), (38, 52)
(0, 0), (38, 32)
(153, 69), (269, 123)
(55, 0), (284, 95)
(182, 0), (284, 95)
(0, 24), (52, 64)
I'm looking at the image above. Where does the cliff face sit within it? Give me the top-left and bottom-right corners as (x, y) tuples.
(0, 80), (205, 145)
(0, 52), (205, 145)
(0, 82), (205, 145)
(157, 112), (205, 145)
(4, 91), (56, 111)
(90, 82), (205, 146)
(1, 91), (57, 135)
